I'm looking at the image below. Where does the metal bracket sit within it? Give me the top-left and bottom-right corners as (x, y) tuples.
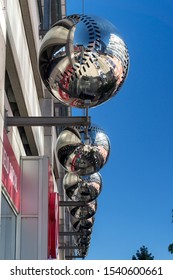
(59, 245), (85, 249)
(59, 231), (84, 236)
(4, 112), (91, 131)
(59, 201), (88, 207)
(65, 255), (85, 259)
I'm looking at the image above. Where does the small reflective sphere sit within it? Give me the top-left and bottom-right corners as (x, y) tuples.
(69, 200), (97, 220)
(77, 249), (88, 258)
(71, 216), (94, 231)
(76, 228), (92, 238)
(63, 172), (102, 203)
(75, 235), (91, 257)
(39, 14), (129, 108)
(75, 235), (91, 247)
(77, 245), (90, 257)
(55, 124), (110, 175)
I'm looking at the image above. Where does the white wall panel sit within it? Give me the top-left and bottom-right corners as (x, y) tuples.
(6, 0), (44, 155)
(21, 160), (39, 215)
(19, 156), (49, 259)
(6, 0), (40, 116)
(20, 217), (38, 260)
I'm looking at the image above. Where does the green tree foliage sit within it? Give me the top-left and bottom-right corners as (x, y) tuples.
(168, 243), (173, 254)
(132, 245), (154, 260)
(168, 210), (173, 254)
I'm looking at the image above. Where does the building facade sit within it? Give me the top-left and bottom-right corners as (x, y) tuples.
(0, 0), (75, 260)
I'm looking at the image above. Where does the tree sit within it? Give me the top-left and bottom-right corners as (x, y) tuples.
(168, 210), (173, 254)
(132, 245), (154, 260)
(168, 243), (173, 254)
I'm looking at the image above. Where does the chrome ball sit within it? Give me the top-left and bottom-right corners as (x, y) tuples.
(39, 14), (129, 108)
(75, 235), (91, 246)
(55, 124), (110, 175)
(63, 172), (102, 203)
(77, 247), (89, 258)
(69, 200), (97, 220)
(71, 216), (94, 231)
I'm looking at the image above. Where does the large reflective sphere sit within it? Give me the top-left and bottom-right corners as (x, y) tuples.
(55, 124), (110, 175)
(39, 14), (129, 108)
(63, 172), (102, 203)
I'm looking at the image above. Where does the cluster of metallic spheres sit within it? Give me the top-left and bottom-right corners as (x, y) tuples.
(39, 13), (129, 258)
(55, 124), (109, 257)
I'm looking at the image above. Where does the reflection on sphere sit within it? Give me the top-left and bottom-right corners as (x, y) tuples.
(71, 216), (94, 231)
(55, 125), (110, 175)
(69, 200), (97, 220)
(39, 14), (129, 108)
(63, 172), (102, 203)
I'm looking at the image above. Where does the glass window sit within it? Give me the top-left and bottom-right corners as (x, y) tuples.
(0, 192), (16, 259)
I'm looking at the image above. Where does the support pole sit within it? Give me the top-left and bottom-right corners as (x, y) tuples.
(59, 201), (88, 207)
(59, 245), (85, 249)
(59, 232), (84, 236)
(5, 116), (91, 128)
(66, 255), (84, 259)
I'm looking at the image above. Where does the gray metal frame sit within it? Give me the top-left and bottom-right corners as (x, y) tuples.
(5, 116), (90, 127)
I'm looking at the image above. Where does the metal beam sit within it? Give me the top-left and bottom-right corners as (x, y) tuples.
(59, 232), (84, 236)
(66, 256), (85, 259)
(59, 201), (88, 207)
(5, 116), (91, 127)
(59, 245), (85, 249)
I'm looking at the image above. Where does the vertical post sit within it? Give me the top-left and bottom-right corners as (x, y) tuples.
(84, 100), (91, 142)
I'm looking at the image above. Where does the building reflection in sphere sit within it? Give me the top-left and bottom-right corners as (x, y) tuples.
(63, 172), (102, 203)
(55, 125), (110, 175)
(70, 216), (94, 231)
(69, 200), (97, 220)
(39, 14), (129, 108)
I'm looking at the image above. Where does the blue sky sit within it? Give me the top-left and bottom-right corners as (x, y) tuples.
(66, 0), (173, 260)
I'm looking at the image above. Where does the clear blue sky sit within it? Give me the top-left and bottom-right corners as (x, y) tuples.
(66, 0), (173, 260)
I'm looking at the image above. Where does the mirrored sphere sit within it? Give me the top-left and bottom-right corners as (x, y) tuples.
(39, 14), (129, 108)
(75, 235), (91, 246)
(63, 172), (102, 203)
(77, 247), (89, 258)
(77, 124), (110, 165)
(55, 124), (110, 175)
(77, 246), (90, 257)
(69, 200), (97, 220)
(75, 235), (91, 257)
(76, 228), (92, 238)
(71, 216), (94, 231)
